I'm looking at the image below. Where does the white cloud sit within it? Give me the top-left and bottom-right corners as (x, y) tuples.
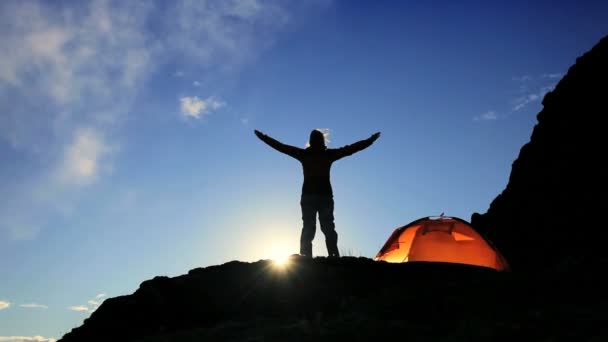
(68, 293), (106, 314)
(474, 111), (498, 121)
(510, 73), (561, 112)
(56, 128), (111, 186)
(193, 81), (201, 87)
(0, 337), (56, 342)
(0, 0), (151, 239)
(0, 0), (328, 240)
(18, 303), (48, 309)
(0, 300), (10, 310)
(512, 86), (554, 111)
(0, 1), (155, 135)
(67, 305), (89, 312)
(180, 97), (206, 118)
(179, 96), (225, 119)
(165, 0), (290, 67)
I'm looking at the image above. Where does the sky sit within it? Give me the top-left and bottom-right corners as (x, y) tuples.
(1, 0), (607, 340)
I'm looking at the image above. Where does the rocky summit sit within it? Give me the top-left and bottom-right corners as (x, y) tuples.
(58, 256), (606, 341)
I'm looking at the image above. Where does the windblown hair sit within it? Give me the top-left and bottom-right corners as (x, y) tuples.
(308, 129), (327, 149)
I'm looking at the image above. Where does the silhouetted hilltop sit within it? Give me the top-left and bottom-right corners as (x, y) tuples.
(58, 257), (605, 341)
(471, 34), (608, 273)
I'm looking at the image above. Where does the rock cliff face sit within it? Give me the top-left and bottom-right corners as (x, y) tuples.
(471, 35), (608, 273)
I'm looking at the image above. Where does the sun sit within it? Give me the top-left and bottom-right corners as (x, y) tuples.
(273, 254), (290, 266)
(268, 245), (293, 268)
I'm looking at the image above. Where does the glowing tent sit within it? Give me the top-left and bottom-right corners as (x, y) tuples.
(374, 216), (509, 271)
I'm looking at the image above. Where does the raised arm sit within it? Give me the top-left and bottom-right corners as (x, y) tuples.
(255, 130), (304, 160)
(331, 132), (380, 161)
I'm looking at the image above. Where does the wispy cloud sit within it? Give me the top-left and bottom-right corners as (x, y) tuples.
(0, 1), (155, 148)
(164, 0), (290, 67)
(478, 73), (562, 122)
(1, 126), (115, 238)
(512, 85), (554, 111)
(0, 0), (153, 240)
(473, 110), (498, 121)
(179, 96), (225, 119)
(0, 0), (301, 146)
(1, 0), (318, 240)
(18, 303), (48, 309)
(56, 128), (112, 186)
(542, 73), (563, 79)
(512, 73), (561, 111)
(0, 300), (10, 310)
(68, 293), (107, 313)
(67, 305), (89, 312)
(193, 81), (201, 87)
(0, 337), (56, 342)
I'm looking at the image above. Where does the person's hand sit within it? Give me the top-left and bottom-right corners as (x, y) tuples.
(370, 132), (381, 141)
(254, 130), (265, 139)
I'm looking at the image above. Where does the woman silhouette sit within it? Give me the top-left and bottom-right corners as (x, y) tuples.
(255, 129), (380, 257)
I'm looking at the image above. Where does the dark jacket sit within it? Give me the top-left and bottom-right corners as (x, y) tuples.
(257, 134), (375, 196)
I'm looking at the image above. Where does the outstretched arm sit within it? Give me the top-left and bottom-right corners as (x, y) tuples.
(331, 132), (380, 161)
(255, 130), (303, 160)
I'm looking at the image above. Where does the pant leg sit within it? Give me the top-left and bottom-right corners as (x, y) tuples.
(318, 196), (339, 257)
(300, 194), (318, 257)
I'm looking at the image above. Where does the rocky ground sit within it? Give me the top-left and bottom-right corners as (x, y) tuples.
(59, 256), (607, 342)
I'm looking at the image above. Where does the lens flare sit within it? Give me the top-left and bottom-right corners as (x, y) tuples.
(273, 255), (290, 267)
(268, 245), (292, 268)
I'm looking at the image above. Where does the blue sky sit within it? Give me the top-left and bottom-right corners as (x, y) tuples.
(1, 0), (607, 340)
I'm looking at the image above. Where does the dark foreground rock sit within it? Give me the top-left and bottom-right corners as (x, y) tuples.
(471, 34), (608, 273)
(59, 256), (606, 342)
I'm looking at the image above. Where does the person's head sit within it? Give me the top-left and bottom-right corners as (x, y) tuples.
(308, 129), (326, 149)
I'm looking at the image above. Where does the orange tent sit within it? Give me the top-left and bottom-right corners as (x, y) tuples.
(374, 216), (509, 271)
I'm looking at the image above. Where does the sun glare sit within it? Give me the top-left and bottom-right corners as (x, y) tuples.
(268, 245), (292, 268)
(273, 255), (290, 266)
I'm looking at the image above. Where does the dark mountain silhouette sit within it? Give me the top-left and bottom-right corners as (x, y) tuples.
(58, 257), (606, 341)
(59, 34), (608, 341)
(471, 34), (608, 274)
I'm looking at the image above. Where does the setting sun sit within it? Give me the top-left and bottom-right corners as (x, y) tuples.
(268, 245), (293, 267)
(272, 255), (290, 267)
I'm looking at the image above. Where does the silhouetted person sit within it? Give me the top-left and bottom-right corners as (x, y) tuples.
(255, 129), (381, 258)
